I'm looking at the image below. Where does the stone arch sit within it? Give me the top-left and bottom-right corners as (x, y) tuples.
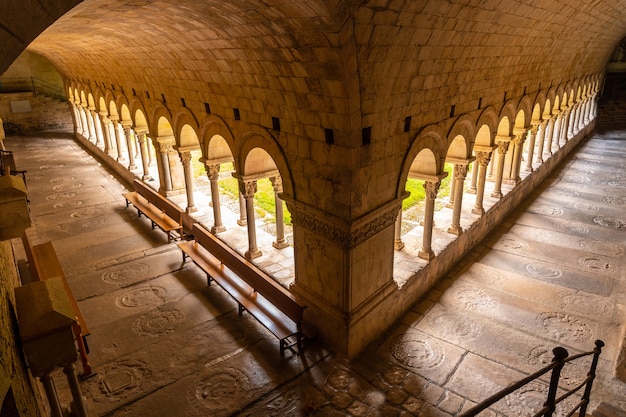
(475, 106), (498, 147)
(498, 101), (516, 135)
(80, 90), (88, 107)
(150, 104), (174, 137)
(120, 103), (132, 124)
(236, 129), (294, 198)
(398, 124), (446, 197)
(515, 95), (533, 128)
(447, 114), (476, 159)
(202, 117), (236, 163)
(173, 108), (200, 148)
(128, 97), (149, 130)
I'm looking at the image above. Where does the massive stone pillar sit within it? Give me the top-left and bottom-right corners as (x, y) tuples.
(491, 137), (510, 199)
(270, 176), (289, 249)
(205, 163), (225, 234)
(239, 178), (262, 260)
(286, 198), (402, 357)
(471, 148), (493, 215)
(178, 149), (197, 213)
(447, 161), (470, 235)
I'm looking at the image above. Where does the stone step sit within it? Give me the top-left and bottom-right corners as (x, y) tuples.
(593, 402), (626, 417)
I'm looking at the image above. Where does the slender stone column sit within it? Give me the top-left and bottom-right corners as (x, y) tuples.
(155, 138), (174, 194)
(534, 120), (547, 164)
(206, 164), (225, 233)
(468, 156), (479, 194)
(240, 179), (262, 259)
(446, 173), (456, 208)
(567, 106), (576, 138)
(491, 138), (510, 199)
(394, 210), (404, 251)
(99, 112), (113, 155)
(270, 176), (289, 249)
(472, 150), (492, 215)
(447, 163), (468, 235)
(573, 102), (583, 133)
(237, 193), (247, 226)
(71, 103), (83, 135)
(546, 117), (556, 155)
(79, 108), (89, 139)
(510, 129), (526, 184)
(135, 130), (152, 180)
(122, 123), (137, 170)
(179, 150), (197, 213)
(91, 111), (103, 145)
(111, 119), (126, 162)
(418, 179), (441, 260)
(524, 125), (538, 172)
(561, 110), (570, 143)
(40, 373), (63, 417)
(85, 109), (97, 142)
(63, 363), (88, 417)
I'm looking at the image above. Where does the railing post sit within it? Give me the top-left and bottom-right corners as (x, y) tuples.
(579, 340), (605, 417)
(545, 346), (569, 417)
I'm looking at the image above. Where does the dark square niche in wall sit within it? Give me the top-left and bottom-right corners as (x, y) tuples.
(234, 108), (240, 120)
(272, 117), (280, 131)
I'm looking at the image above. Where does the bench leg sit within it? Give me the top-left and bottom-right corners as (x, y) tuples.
(73, 324), (92, 378)
(238, 303), (244, 316)
(207, 274), (212, 286)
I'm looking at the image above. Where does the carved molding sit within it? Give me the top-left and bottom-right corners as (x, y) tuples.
(289, 199), (402, 248)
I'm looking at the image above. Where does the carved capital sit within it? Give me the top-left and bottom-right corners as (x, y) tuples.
(423, 180), (441, 200)
(206, 164), (220, 181)
(179, 151), (192, 166)
(497, 141), (510, 154)
(269, 176), (283, 193)
(475, 151), (491, 167)
(454, 164), (468, 179)
(239, 179), (257, 199)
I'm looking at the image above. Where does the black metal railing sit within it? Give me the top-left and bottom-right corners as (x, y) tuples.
(0, 77), (66, 101)
(460, 340), (604, 417)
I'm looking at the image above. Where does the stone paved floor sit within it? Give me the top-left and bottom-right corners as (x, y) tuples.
(8, 129), (626, 416)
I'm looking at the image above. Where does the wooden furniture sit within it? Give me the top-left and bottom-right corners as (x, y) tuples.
(123, 179), (184, 243)
(178, 223), (307, 356)
(0, 150), (27, 181)
(21, 233), (92, 377)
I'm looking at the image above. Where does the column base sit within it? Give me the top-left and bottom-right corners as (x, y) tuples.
(128, 163), (137, 170)
(471, 206), (485, 216)
(272, 240), (290, 249)
(245, 249), (262, 260)
(237, 219), (247, 226)
(491, 191), (502, 199)
(186, 206), (198, 214)
(467, 187), (477, 195)
(445, 201), (454, 209)
(211, 225), (226, 234)
(447, 225), (463, 235)
(418, 249), (435, 261)
(142, 175), (153, 181)
(394, 240), (405, 251)
(525, 166), (534, 173)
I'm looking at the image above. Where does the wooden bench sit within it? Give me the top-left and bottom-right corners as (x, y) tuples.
(178, 223), (307, 356)
(21, 233), (92, 378)
(1, 150), (27, 181)
(123, 179), (184, 243)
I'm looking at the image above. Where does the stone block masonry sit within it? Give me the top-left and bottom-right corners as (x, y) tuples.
(0, 92), (73, 133)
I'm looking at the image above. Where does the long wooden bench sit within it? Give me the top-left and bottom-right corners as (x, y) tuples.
(178, 223), (307, 356)
(123, 179), (184, 243)
(21, 233), (92, 378)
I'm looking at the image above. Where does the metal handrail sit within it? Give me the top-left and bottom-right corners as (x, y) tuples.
(0, 77), (66, 101)
(460, 340), (604, 417)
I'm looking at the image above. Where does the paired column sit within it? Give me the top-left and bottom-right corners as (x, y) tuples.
(524, 125), (539, 172)
(155, 136), (175, 194)
(99, 112), (113, 155)
(135, 130), (152, 180)
(491, 136), (511, 199)
(534, 120), (548, 165)
(206, 163), (225, 233)
(447, 161), (469, 235)
(122, 122), (137, 170)
(418, 178), (442, 260)
(471, 148), (493, 215)
(178, 149), (197, 213)
(270, 176), (289, 249)
(239, 178), (262, 259)
(111, 119), (126, 162)
(510, 128), (527, 184)
(394, 210), (404, 251)
(546, 116), (556, 155)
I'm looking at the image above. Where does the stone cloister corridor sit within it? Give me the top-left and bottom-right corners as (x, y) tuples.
(2, 0), (626, 416)
(6, 126), (626, 416)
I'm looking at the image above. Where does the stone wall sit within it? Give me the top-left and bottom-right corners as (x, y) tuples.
(0, 241), (45, 416)
(0, 92), (72, 133)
